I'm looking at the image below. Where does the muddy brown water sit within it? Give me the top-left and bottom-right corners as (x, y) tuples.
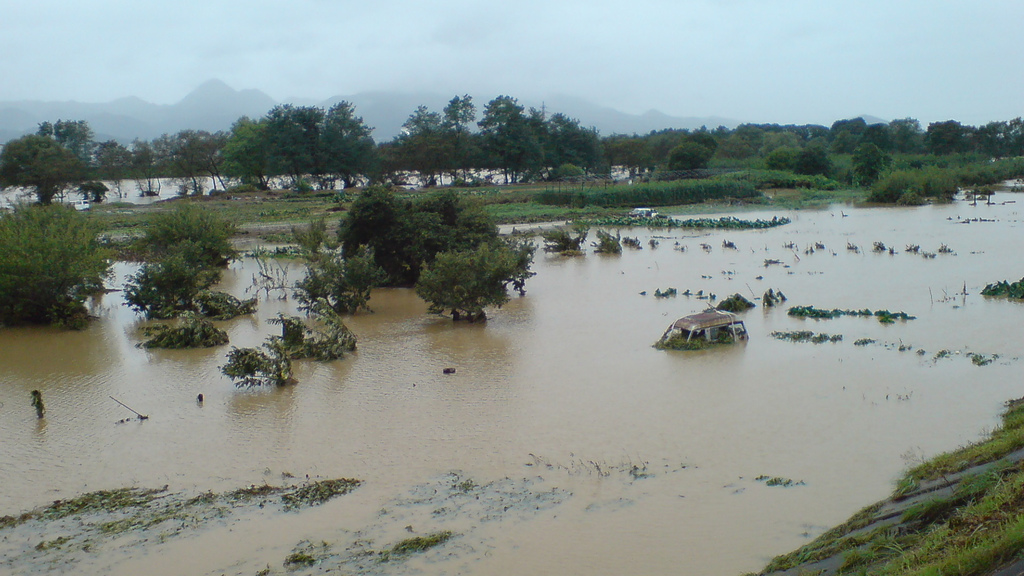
(2, 197), (1024, 575)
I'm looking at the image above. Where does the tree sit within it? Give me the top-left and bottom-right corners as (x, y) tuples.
(667, 141), (714, 170)
(223, 117), (272, 190)
(0, 205), (111, 328)
(123, 251), (220, 319)
(130, 139), (163, 196)
(396, 105), (447, 186)
(604, 135), (654, 176)
(478, 96), (543, 183)
(38, 120), (95, 165)
(95, 140), (133, 198)
(889, 118), (925, 154)
(795, 143), (832, 176)
(321, 102), (376, 188)
(764, 146), (799, 171)
(927, 120), (971, 155)
(442, 95), (478, 181)
(295, 247), (387, 314)
(852, 143), (891, 185)
(414, 241), (535, 322)
(543, 113), (603, 174)
(340, 187), (500, 286)
(0, 135), (86, 204)
(265, 104), (326, 188)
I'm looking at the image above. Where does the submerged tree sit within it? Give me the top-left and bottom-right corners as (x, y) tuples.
(541, 224), (589, 255)
(222, 339), (294, 387)
(295, 247), (387, 314)
(0, 134), (86, 205)
(414, 241), (535, 322)
(140, 312), (229, 349)
(0, 205), (110, 328)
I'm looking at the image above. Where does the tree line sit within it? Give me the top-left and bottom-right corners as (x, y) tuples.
(5, 98), (1024, 205)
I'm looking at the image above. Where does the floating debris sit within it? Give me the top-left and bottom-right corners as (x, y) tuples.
(854, 338), (876, 346)
(621, 236), (642, 250)
(653, 287), (677, 298)
(755, 475), (805, 487)
(722, 240), (737, 249)
(583, 215), (791, 230)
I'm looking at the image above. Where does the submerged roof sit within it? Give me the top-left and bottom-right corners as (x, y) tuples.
(671, 310), (743, 331)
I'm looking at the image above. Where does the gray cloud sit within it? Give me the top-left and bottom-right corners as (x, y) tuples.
(1, 0), (1020, 125)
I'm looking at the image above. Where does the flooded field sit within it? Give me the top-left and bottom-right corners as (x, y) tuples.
(2, 196), (1024, 575)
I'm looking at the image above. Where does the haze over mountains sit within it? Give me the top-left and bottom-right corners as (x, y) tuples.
(0, 79), (748, 144)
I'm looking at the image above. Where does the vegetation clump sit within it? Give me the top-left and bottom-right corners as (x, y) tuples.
(282, 478), (362, 510)
(380, 531), (454, 562)
(541, 224), (589, 254)
(583, 214), (792, 230)
(716, 293), (755, 313)
(221, 339), (294, 387)
(656, 330), (737, 351)
(415, 241), (535, 321)
(140, 313), (229, 349)
(0, 205), (110, 328)
(982, 277), (1024, 299)
(771, 331), (843, 344)
(591, 230), (622, 254)
(755, 475), (805, 488)
(762, 288), (787, 307)
(271, 305), (357, 361)
(193, 290), (257, 320)
(788, 305), (915, 323)
(653, 287), (677, 298)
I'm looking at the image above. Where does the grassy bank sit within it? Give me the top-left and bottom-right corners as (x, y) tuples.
(753, 398), (1024, 576)
(82, 177), (866, 241)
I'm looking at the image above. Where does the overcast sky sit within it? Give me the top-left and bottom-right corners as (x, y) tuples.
(2, 0), (1020, 126)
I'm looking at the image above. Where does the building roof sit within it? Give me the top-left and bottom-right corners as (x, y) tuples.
(670, 310), (743, 332)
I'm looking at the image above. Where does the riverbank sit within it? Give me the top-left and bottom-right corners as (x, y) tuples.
(751, 397), (1024, 576)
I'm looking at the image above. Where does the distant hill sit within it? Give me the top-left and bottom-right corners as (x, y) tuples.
(0, 81), (743, 144)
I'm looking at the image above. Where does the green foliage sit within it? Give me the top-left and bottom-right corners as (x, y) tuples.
(123, 253), (220, 319)
(382, 531), (453, 560)
(716, 293), (755, 313)
(770, 331), (843, 344)
(281, 478), (361, 510)
(717, 169), (841, 190)
(221, 338), (294, 387)
(763, 146), (799, 172)
(542, 224), (589, 254)
(852, 143), (891, 185)
(787, 305), (916, 323)
(591, 230), (622, 254)
(194, 290), (257, 320)
(140, 313), (229, 349)
(414, 241), (535, 321)
(139, 203), (237, 267)
(0, 134), (86, 204)
(868, 167), (959, 203)
(269, 302), (357, 361)
(295, 247), (387, 314)
(667, 141), (715, 170)
(341, 187), (500, 286)
(982, 278), (1024, 299)
(291, 217), (337, 260)
(0, 205), (111, 328)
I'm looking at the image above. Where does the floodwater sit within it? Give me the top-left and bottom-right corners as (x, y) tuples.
(2, 196), (1024, 575)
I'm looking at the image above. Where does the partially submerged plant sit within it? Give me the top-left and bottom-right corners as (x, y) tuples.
(716, 293), (755, 313)
(591, 230), (622, 254)
(221, 338), (294, 387)
(541, 224), (589, 254)
(140, 312), (229, 349)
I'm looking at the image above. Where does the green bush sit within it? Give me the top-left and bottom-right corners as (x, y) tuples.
(139, 203), (237, 267)
(123, 253), (220, 319)
(0, 205), (111, 328)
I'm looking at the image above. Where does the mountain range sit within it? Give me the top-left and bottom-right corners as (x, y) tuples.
(0, 80), (745, 144)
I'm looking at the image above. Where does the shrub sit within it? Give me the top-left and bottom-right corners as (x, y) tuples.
(0, 205), (111, 328)
(139, 203), (237, 267)
(123, 253), (220, 319)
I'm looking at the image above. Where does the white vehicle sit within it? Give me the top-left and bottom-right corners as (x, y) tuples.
(629, 207), (659, 218)
(69, 199), (91, 211)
